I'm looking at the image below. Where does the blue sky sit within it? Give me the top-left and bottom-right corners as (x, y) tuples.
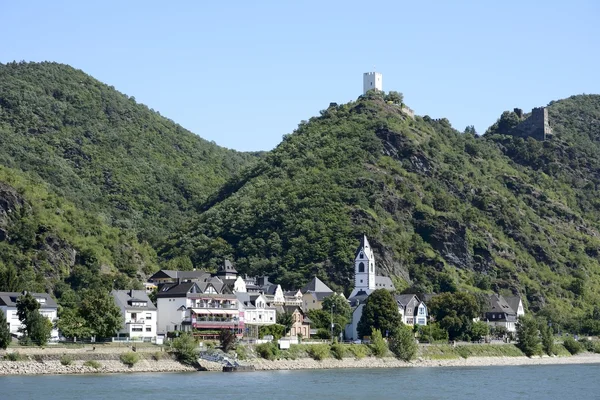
(2, 0), (599, 151)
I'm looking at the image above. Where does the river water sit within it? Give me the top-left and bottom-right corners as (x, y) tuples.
(2, 364), (599, 399)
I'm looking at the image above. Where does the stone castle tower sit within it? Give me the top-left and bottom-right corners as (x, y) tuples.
(363, 72), (382, 94)
(509, 107), (553, 141)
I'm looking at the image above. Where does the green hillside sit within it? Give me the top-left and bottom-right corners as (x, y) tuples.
(0, 62), (258, 245)
(0, 164), (156, 302)
(164, 91), (600, 325)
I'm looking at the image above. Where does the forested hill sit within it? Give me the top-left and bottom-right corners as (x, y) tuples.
(0, 62), (258, 245)
(163, 91), (600, 319)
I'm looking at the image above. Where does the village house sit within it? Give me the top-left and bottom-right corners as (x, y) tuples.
(276, 305), (311, 339)
(482, 294), (524, 333)
(236, 292), (276, 327)
(0, 291), (59, 339)
(395, 294), (428, 326)
(156, 280), (242, 336)
(301, 276), (335, 311)
(111, 290), (157, 341)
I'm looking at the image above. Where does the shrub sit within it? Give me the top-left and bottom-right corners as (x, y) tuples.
(370, 328), (388, 358)
(150, 351), (163, 361)
(330, 343), (346, 360)
(83, 360), (101, 369)
(306, 344), (330, 361)
(4, 352), (25, 361)
(563, 337), (583, 355)
(389, 326), (418, 361)
(256, 342), (280, 361)
(120, 352), (140, 367)
(60, 354), (74, 366)
(172, 334), (199, 365)
(347, 344), (370, 359)
(204, 340), (217, 350)
(235, 345), (247, 360)
(456, 346), (470, 359)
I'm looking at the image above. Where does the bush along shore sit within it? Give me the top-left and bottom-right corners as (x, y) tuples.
(3, 342), (600, 375)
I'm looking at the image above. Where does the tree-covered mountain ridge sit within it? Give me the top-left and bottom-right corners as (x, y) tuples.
(0, 61), (260, 246)
(0, 61), (260, 301)
(164, 91), (600, 320)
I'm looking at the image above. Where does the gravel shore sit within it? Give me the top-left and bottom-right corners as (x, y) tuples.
(251, 353), (600, 371)
(2, 351), (600, 376)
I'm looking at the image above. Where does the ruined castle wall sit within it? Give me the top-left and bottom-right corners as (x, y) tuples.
(510, 107), (551, 141)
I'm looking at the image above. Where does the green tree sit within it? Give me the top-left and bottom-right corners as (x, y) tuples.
(79, 290), (122, 338)
(357, 289), (402, 339)
(0, 309), (11, 349)
(171, 333), (199, 365)
(516, 315), (541, 357)
(322, 293), (352, 337)
(16, 292), (51, 345)
(276, 312), (294, 335)
(0, 264), (20, 292)
(369, 328), (388, 357)
(539, 319), (554, 356)
(389, 325), (417, 361)
(27, 312), (53, 346)
(384, 91), (404, 105)
(57, 308), (92, 340)
(219, 329), (237, 352)
(16, 292), (39, 324)
(428, 292), (480, 340)
(470, 321), (489, 341)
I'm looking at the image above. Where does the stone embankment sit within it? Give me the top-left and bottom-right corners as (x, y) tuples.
(0, 359), (197, 375)
(251, 353), (600, 371)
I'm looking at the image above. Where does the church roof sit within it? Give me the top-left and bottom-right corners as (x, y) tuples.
(354, 234), (371, 259)
(301, 276), (333, 294)
(375, 276), (395, 290)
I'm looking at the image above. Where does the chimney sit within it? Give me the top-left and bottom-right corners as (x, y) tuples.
(129, 289), (133, 297)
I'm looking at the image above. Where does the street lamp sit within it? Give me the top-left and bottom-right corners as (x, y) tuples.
(330, 303), (335, 343)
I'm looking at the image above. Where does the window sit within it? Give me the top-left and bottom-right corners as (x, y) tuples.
(360, 280), (363, 283)
(418, 307), (425, 316)
(358, 262), (365, 273)
(146, 327), (152, 332)
(360, 252), (364, 258)
(132, 327), (143, 332)
(146, 313), (152, 320)
(407, 308), (412, 314)
(131, 312), (137, 320)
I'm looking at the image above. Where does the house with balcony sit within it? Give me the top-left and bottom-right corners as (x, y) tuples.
(156, 281), (242, 336)
(0, 291), (58, 339)
(237, 293), (276, 326)
(111, 290), (157, 341)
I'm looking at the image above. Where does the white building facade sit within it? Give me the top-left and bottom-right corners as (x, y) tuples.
(0, 291), (59, 339)
(111, 290), (157, 341)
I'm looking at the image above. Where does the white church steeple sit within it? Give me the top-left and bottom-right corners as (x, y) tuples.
(350, 234), (376, 297)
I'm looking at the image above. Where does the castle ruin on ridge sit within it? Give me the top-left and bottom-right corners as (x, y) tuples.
(509, 107), (553, 141)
